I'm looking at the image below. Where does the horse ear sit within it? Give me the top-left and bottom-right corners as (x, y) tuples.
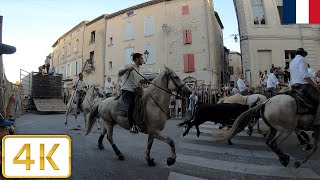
(164, 65), (168, 71)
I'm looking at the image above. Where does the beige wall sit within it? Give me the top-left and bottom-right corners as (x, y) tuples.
(82, 17), (106, 85)
(229, 51), (242, 84)
(52, 0), (224, 89)
(234, 0), (320, 85)
(52, 22), (86, 80)
(105, 0), (223, 88)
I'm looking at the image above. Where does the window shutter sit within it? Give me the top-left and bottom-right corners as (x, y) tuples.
(125, 47), (134, 65)
(183, 30), (192, 44)
(126, 22), (134, 40)
(145, 44), (154, 64)
(184, 54), (195, 73)
(182, 5), (189, 15)
(144, 17), (154, 36)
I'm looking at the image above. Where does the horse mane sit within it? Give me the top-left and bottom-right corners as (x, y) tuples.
(134, 69), (169, 128)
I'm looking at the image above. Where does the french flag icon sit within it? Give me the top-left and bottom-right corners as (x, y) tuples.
(283, 0), (320, 24)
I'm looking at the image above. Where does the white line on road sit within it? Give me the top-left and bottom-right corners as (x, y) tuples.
(177, 153), (320, 179)
(15, 121), (37, 127)
(178, 142), (277, 159)
(183, 134), (267, 147)
(168, 172), (207, 180)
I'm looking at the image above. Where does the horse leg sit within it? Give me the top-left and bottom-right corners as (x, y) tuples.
(295, 130), (306, 145)
(145, 134), (156, 166)
(294, 128), (320, 168)
(195, 125), (201, 137)
(98, 127), (107, 150)
(74, 114), (81, 129)
(106, 124), (125, 160)
(267, 129), (291, 167)
(96, 119), (102, 131)
(182, 121), (193, 137)
(300, 131), (312, 151)
(83, 113), (87, 128)
(153, 130), (176, 166)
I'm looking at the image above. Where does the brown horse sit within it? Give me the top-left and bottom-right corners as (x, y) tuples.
(85, 67), (191, 166)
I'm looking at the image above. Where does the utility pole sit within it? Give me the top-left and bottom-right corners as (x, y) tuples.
(0, 16), (4, 115)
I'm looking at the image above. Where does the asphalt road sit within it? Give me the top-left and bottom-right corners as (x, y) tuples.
(9, 112), (320, 180)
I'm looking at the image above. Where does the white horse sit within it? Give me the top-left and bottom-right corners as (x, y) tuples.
(217, 93), (267, 135)
(215, 94), (319, 168)
(65, 85), (104, 129)
(86, 67), (191, 166)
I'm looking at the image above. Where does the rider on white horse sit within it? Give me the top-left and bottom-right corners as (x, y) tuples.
(118, 53), (147, 133)
(73, 73), (87, 114)
(267, 68), (287, 96)
(289, 48), (320, 127)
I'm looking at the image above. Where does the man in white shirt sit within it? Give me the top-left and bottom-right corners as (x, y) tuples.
(104, 77), (114, 98)
(237, 74), (249, 95)
(118, 53), (147, 133)
(267, 68), (287, 96)
(289, 48), (320, 127)
(73, 73), (87, 113)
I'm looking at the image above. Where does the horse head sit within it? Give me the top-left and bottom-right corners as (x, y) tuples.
(163, 66), (191, 98)
(92, 84), (104, 98)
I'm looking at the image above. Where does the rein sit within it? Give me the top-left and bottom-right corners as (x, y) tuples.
(132, 69), (186, 99)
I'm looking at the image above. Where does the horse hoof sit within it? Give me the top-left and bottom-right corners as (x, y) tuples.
(167, 157), (176, 166)
(98, 144), (104, 150)
(280, 155), (290, 167)
(118, 154), (125, 161)
(294, 161), (302, 168)
(147, 158), (156, 166)
(64, 122), (67, 126)
(247, 131), (252, 136)
(227, 140), (233, 145)
(303, 144), (313, 151)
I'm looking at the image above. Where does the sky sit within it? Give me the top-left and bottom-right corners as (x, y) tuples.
(0, 0), (240, 83)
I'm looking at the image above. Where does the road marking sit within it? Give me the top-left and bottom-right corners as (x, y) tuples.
(188, 128), (264, 138)
(182, 135), (267, 147)
(178, 142), (277, 159)
(168, 172), (207, 180)
(15, 121), (37, 127)
(177, 153), (320, 179)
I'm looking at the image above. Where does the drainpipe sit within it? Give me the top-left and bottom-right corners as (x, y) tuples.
(203, 0), (213, 87)
(102, 15), (107, 86)
(0, 16), (4, 115)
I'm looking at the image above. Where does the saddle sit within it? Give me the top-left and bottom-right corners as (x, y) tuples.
(282, 90), (317, 115)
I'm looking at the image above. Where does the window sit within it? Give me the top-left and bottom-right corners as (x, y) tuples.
(183, 30), (192, 44)
(127, 11), (134, 17)
(125, 22), (134, 40)
(277, 6), (283, 24)
(229, 66), (234, 75)
(251, 0), (266, 25)
(285, 50), (296, 67)
(184, 54), (195, 73)
(90, 31), (95, 43)
(66, 64), (71, 77)
(68, 43), (71, 56)
(124, 47), (134, 65)
(74, 61), (80, 75)
(90, 51), (94, 60)
(109, 61), (112, 70)
(144, 17), (155, 36)
(182, 5), (189, 15)
(109, 37), (113, 45)
(63, 46), (66, 57)
(74, 39), (79, 52)
(145, 44), (154, 64)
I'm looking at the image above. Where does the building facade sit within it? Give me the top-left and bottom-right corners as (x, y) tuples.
(51, 0), (226, 89)
(228, 51), (242, 86)
(234, 0), (320, 85)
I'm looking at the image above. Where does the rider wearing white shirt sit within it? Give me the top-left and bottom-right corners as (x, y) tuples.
(237, 74), (249, 95)
(104, 77), (114, 98)
(267, 69), (287, 96)
(118, 53), (147, 133)
(73, 73), (87, 113)
(289, 48), (320, 127)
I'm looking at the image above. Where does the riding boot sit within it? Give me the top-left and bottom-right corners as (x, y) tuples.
(128, 104), (138, 134)
(76, 99), (81, 114)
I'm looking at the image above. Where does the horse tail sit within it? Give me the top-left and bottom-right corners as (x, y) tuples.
(85, 104), (99, 136)
(215, 103), (266, 142)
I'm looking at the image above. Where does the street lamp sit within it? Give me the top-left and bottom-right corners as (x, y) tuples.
(230, 34), (239, 43)
(144, 50), (149, 63)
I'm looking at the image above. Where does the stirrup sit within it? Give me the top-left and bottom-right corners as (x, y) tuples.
(129, 126), (139, 134)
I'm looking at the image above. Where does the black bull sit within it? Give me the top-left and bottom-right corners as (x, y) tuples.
(178, 102), (259, 145)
